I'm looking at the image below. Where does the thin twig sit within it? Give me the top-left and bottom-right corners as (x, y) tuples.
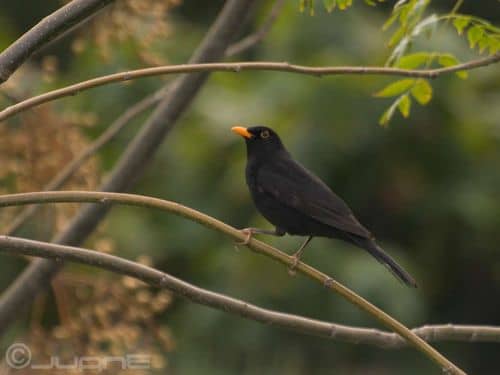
(1, 54), (498, 123)
(3, 90), (162, 236)
(0, 191), (467, 374)
(226, 0), (286, 57)
(0, 235), (498, 349)
(0, 0), (115, 84)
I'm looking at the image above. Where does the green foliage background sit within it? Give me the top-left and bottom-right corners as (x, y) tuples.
(1, 1), (499, 374)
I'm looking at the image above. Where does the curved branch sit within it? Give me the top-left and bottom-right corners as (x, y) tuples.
(0, 0), (115, 84)
(0, 235), (498, 349)
(0, 191), (466, 374)
(1, 54), (498, 123)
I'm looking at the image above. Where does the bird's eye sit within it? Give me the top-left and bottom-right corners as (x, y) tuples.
(260, 130), (270, 139)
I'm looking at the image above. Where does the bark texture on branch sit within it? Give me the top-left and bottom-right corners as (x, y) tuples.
(0, 0), (115, 83)
(1, 53), (498, 123)
(0, 235), (498, 349)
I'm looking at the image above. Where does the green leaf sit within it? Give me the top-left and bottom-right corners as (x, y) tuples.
(438, 53), (459, 66)
(388, 26), (407, 48)
(323, 0), (336, 12)
(412, 14), (439, 37)
(379, 97), (402, 127)
(438, 54), (467, 79)
(398, 94), (411, 118)
(365, 0), (377, 6)
(488, 36), (500, 55)
(382, 10), (400, 31)
(452, 16), (470, 35)
(398, 2), (413, 26)
(374, 79), (415, 98)
(467, 25), (484, 49)
(478, 37), (489, 54)
(379, 103), (396, 126)
(386, 37), (410, 66)
(410, 79), (433, 105)
(396, 52), (432, 69)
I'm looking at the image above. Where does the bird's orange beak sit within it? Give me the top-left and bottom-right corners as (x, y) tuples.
(231, 126), (252, 139)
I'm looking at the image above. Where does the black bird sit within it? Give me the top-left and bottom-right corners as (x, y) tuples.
(232, 125), (417, 287)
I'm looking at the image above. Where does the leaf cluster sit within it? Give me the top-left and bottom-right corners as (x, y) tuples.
(296, 0), (499, 125)
(375, 1), (499, 125)
(450, 14), (500, 55)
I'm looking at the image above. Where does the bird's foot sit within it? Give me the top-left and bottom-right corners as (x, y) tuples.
(323, 277), (334, 288)
(287, 254), (301, 276)
(235, 228), (253, 245)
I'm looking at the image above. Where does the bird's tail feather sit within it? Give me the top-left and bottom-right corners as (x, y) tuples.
(351, 236), (417, 288)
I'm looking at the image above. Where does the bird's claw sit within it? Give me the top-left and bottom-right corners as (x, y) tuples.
(236, 228), (253, 245)
(287, 255), (300, 276)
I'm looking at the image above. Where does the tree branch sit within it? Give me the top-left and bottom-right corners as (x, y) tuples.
(1, 54), (498, 123)
(0, 235), (498, 349)
(0, 0), (255, 350)
(0, 0), (115, 84)
(0, 191), (466, 374)
(2, 0), (281, 236)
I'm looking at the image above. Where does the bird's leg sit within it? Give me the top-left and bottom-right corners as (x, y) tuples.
(290, 236), (313, 270)
(236, 227), (285, 245)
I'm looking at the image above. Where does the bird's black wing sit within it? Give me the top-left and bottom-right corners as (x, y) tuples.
(256, 156), (372, 239)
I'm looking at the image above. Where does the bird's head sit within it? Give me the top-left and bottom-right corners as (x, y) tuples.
(231, 125), (286, 159)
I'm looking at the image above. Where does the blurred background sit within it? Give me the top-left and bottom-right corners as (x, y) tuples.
(0, 0), (499, 374)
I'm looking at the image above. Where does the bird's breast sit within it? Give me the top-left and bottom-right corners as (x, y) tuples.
(245, 159), (260, 191)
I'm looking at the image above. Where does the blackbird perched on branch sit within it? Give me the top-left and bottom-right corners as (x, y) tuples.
(232, 125), (417, 288)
